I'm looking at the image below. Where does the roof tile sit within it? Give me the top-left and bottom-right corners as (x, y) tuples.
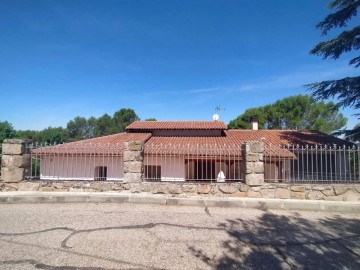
(143, 130), (354, 157)
(33, 129), (354, 157)
(126, 121), (228, 130)
(33, 133), (151, 155)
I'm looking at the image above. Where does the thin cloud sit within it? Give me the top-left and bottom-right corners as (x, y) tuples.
(119, 62), (358, 106)
(226, 64), (358, 94)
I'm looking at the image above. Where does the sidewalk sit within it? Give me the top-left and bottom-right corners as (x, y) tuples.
(0, 191), (359, 212)
(0, 191), (360, 213)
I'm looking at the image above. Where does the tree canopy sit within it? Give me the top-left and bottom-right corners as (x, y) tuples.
(65, 108), (140, 141)
(94, 114), (113, 137)
(0, 121), (17, 144)
(111, 108), (140, 133)
(1, 108), (142, 144)
(346, 123), (360, 142)
(306, 0), (360, 117)
(228, 95), (347, 134)
(66, 116), (89, 141)
(16, 127), (68, 144)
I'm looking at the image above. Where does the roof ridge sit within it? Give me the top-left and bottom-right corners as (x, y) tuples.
(132, 120), (225, 122)
(126, 120), (228, 130)
(227, 129), (319, 132)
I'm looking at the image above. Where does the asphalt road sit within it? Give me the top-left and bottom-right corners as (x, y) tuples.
(0, 203), (359, 270)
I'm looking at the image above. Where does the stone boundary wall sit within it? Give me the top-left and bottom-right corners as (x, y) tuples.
(1, 139), (32, 183)
(242, 141), (264, 186)
(123, 141), (144, 182)
(1, 181), (359, 201)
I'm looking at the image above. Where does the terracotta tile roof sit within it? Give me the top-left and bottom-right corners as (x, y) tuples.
(33, 129), (353, 157)
(226, 130), (354, 147)
(125, 121), (228, 131)
(33, 133), (151, 155)
(144, 130), (353, 157)
(145, 129), (352, 147)
(69, 132), (152, 145)
(144, 136), (243, 157)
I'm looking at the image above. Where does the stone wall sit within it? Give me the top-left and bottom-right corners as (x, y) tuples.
(123, 141), (144, 182)
(1, 139), (32, 183)
(242, 141), (264, 186)
(1, 181), (359, 201)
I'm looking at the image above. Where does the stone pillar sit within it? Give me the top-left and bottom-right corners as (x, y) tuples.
(242, 141), (264, 186)
(1, 139), (32, 183)
(123, 141), (144, 183)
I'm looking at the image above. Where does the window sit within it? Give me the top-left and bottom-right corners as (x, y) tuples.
(145, 165), (161, 180)
(94, 166), (107, 181)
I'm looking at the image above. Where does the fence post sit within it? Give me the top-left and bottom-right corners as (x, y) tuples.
(1, 139), (32, 183)
(123, 141), (144, 183)
(242, 141), (264, 186)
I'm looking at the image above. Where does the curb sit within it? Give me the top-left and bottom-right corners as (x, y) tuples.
(0, 192), (359, 213)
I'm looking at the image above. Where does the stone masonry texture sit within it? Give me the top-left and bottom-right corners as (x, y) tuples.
(242, 141), (264, 186)
(1, 139), (32, 183)
(1, 180), (359, 202)
(123, 141), (144, 183)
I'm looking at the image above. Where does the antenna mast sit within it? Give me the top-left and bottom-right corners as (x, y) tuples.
(213, 106), (225, 121)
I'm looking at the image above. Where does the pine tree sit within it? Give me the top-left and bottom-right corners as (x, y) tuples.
(306, 0), (360, 117)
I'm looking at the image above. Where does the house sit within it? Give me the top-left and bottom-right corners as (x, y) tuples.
(32, 120), (356, 182)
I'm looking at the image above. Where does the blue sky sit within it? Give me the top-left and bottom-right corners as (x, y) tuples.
(0, 0), (358, 130)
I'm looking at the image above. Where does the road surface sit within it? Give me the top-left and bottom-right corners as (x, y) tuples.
(0, 203), (359, 269)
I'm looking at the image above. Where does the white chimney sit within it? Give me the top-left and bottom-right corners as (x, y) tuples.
(250, 115), (259, 130)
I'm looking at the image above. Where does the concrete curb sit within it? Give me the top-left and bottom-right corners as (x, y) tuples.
(0, 192), (359, 213)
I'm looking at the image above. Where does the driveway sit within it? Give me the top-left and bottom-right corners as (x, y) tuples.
(0, 203), (359, 269)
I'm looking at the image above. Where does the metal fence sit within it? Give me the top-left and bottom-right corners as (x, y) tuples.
(29, 142), (244, 183)
(264, 144), (360, 183)
(29, 142), (125, 181)
(144, 143), (243, 183)
(28, 142), (360, 184)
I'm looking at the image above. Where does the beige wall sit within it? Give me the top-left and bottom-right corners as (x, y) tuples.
(38, 154), (241, 182)
(145, 155), (242, 181)
(39, 155), (123, 180)
(145, 155), (186, 181)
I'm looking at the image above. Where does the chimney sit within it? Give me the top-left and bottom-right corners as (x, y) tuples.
(250, 115), (259, 130)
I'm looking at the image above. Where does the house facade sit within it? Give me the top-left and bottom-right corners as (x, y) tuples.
(33, 120), (357, 183)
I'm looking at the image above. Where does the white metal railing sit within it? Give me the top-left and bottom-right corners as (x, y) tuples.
(144, 143), (243, 183)
(264, 144), (360, 183)
(28, 141), (359, 184)
(29, 142), (125, 181)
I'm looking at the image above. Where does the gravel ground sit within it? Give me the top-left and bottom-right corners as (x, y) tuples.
(0, 203), (359, 269)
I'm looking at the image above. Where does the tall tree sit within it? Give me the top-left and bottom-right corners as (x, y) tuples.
(228, 108), (266, 130)
(333, 123), (360, 142)
(86, 116), (97, 139)
(38, 127), (69, 144)
(111, 108), (139, 133)
(0, 121), (17, 143)
(16, 127), (68, 144)
(94, 114), (113, 137)
(228, 95), (347, 134)
(66, 116), (89, 141)
(347, 123), (360, 142)
(66, 116), (100, 141)
(16, 130), (40, 142)
(306, 0), (360, 117)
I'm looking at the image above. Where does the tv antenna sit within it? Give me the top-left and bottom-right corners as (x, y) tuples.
(213, 106), (225, 121)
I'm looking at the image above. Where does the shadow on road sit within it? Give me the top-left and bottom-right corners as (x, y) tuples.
(189, 211), (360, 269)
